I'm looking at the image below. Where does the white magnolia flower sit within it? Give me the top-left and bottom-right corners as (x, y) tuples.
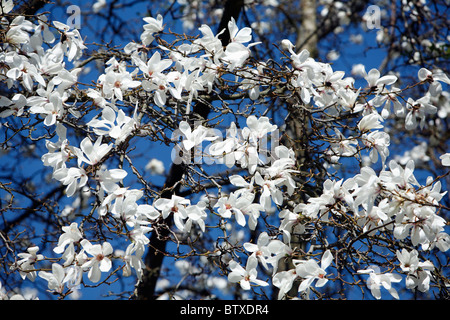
(363, 130), (390, 166)
(111, 190), (138, 222)
(272, 269), (297, 299)
(74, 136), (112, 167)
(359, 198), (391, 235)
(145, 158), (165, 175)
(373, 86), (405, 118)
(240, 198), (263, 230)
(135, 51), (172, 82)
(80, 240), (113, 283)
(154, 195), (190, 231)
(141, 14), (164, 46)
(255, 172), (284, 211)
(245, 115), (278, 141)
(100, 70), (140, 101)
(380, 160), (419, 191)
(99, 187), (143, 217)
(396, 249), (434, 292)
(92, 0), (107, 13)
(184, 201), (208, 233)
(439, 153), (450, 166)
(295, 250), (333, 293)
(86, 88), (108, 108)
(171, 69), (205, 113)
(52, 167), (88, 197)
(53, 68), (81, 91)
(53, 222), (83, 266)
(41, 124), (71, 170)
(28, 85), (65, 126)
(38, 263), (66, 294)
(279, 209), (306, 244)
(53, 21), (87, 61)
(223, 40), (258, 70)
(418, 68), (450, 97)
(95, 166), (128, 194)
(214, 192), (248, 227)
(178, 121), (217, 151)
(128, 225), (152, 248)
(228, 255), (269, 290)
(405, 95), (437, 130)
(238, 64), (267, 100)
(357, 267), (402, 299)
(243, 232), (284, 271)
(353, 166), (382, 212)
(297, 178), (355, 222)
(5, 16), (33, 45)
(195, 23), (224, 53)
(234, 142), (261, 174)
(357, 113), (384, 132)
(1, 0), (14, 14)
(394, 204), (446, 248)
(329, 129), (358, 159)
(14, 246), (44, 281)
(122, 243), (145, 280)
(363, 68), (398, 91)
(63, 264), (83, 290)
(222, 18), (258, 70)
(0, 93), (27, 117)
(281, 39), (295, 54)
(136, 204), (161, 222)
(228, 17), (252, 44)
(87, 107), (137, 143)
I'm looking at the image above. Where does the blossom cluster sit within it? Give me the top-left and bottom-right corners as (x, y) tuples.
(1, 0), (449, 300)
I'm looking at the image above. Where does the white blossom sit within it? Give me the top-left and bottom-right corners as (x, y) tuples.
(357, 267), (402, 299)
(440, 153), (450, 166)
(154, 195), (190, 232)
(53, 222), (83, 266)
(38, 263), (66, 294)
(52, 21), (87, 61)
(363, 67), (398, 91)
(405, 95), (437, 130)
(141, 14), (164, 46)
(145, 158), (165, 175)
(295, 250), (333, 293)
(0, 93), (27, 117)
(13, 246), (44, 281)
(74, 136), (112, 167)
(228, 255), (269, 290)
(80, 240), (113, 283)
(397, 249), (434, 292)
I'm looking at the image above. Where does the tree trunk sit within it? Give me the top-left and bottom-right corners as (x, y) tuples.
(136, 0), (244, 300)
(296, 0), (318, 58)
(277, 0), (318, 299)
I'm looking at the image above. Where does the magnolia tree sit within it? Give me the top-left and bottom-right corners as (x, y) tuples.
(0, 0), (449, 300)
